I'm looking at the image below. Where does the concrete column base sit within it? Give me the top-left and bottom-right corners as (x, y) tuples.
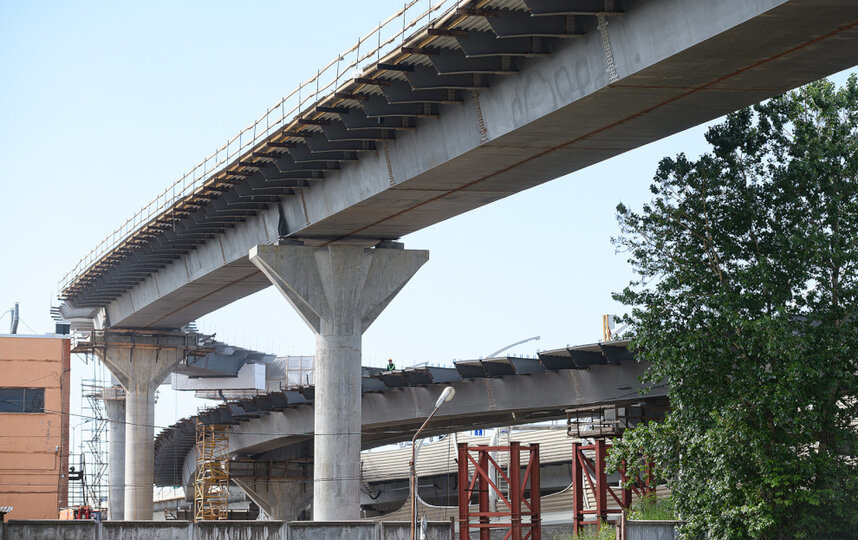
(250, 243), (429, 521)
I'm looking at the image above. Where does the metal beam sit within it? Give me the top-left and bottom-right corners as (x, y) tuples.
(487, 11), (582, 38)
(380, 80), (463, 104)
(338, 108), (417, 130)
(456, 31), (552, 57)
(304, 132), (377, 153)
(523, 0), (624, 16)
(320, 120), (396, 141)
(288, 143), (358, 163)
(404, 64), (490, 90)
(273, 155), (340, 173)
(429, 48), (518, 75)
(359, 94), (439, 118)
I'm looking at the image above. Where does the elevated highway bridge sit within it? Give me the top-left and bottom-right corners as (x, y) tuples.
(55, 0), (858, 521)
(153, 340), (666, 519)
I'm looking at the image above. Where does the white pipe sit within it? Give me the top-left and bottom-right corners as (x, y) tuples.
(10, 302), (19, 334)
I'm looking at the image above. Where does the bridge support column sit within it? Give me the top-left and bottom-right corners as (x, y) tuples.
(103, 385), (126, 520)
(250, 243), (429, 520)
(92, 330), (192, 520)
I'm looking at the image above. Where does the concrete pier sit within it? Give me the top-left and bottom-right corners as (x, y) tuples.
(102, 385), (125, 520)
(250, 243), (428, 520)
(92, 330), (194, 520)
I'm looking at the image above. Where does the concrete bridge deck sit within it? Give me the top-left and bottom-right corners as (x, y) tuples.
(57, 0), (858, 329)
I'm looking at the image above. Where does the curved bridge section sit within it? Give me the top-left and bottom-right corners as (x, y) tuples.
(154, 341), (666, 487)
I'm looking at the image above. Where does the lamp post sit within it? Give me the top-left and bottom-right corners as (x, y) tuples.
(411, 386), (456, 540)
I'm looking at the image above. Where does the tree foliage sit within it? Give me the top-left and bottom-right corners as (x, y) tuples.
(607, 77), (858, 539)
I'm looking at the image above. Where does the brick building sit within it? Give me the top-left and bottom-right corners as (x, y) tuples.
(0, 334), (70, 519)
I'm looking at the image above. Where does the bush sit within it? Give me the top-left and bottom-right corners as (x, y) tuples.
(628, 493), (676, 521)
(564, 521), (615, 540)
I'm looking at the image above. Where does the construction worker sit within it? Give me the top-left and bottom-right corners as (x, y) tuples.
(387, 358), (396, 371)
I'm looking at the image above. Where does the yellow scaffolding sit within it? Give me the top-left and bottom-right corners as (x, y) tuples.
(194, 422), (229, 520)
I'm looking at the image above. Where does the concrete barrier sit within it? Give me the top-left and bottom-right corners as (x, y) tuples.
(0, 519), (454, 539)
(465, 524), (572, 540)
(3, 519), (98, 540)
(378, 520), (452, 540)
(627, 520), (679, 540)
(289, 521), (377, 540)
(195, 520), (285, 540)
(102, 520), (191, 540)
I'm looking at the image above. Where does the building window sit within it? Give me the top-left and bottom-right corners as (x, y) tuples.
(0, 387), (45, 413)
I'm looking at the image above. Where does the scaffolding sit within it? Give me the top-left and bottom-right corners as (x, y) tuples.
(282, 355), (314, 389)
(457, 441), (541, 540)
(194, 422), (230, 520)
(81, 378), (108, 508)
(565, 403), (666, 534)
(68, 353), (109, 510)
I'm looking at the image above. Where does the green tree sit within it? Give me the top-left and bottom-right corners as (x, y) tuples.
(607, 77), (858, 539)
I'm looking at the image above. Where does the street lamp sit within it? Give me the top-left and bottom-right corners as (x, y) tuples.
(411, 386), (456, 540)
(486, 335), (540, 358)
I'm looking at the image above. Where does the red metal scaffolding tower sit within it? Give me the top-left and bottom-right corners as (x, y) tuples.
(571, 439), (656, 534)
(457, 441), (541, 540)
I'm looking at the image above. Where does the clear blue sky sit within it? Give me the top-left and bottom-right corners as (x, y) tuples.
(1, 2), (855, 435)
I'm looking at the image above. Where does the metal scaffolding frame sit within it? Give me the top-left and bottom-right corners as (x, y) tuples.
(457, 441), (541, 540)
(194, 422), (230, 521)
(565, 402), (666, 535)
(68, 353), (109, 510)
(571, 439), (627, 533)
(570, 439), (657, 534)
(81, 378), (108, 508)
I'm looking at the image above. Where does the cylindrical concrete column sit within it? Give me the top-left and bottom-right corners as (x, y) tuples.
(103, 390), (126, 520)
(250, 243), (429, 521)
(124, 386), (155, 520)
(313, 332), (362, 520)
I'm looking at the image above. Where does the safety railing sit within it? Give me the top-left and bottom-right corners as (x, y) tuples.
(59, 0), (468, 295)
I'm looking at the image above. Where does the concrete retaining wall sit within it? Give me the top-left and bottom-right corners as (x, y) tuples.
(379, 521), (451, 540)
(464, 523), (572, 539)
(0, 520), (452, 540)
(627, 520), (679, 540)
(289, 521), (376, 540)
(195, 521), (285, 540)
(102, 520), (191, 540)
(2, 519), (98, 540)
